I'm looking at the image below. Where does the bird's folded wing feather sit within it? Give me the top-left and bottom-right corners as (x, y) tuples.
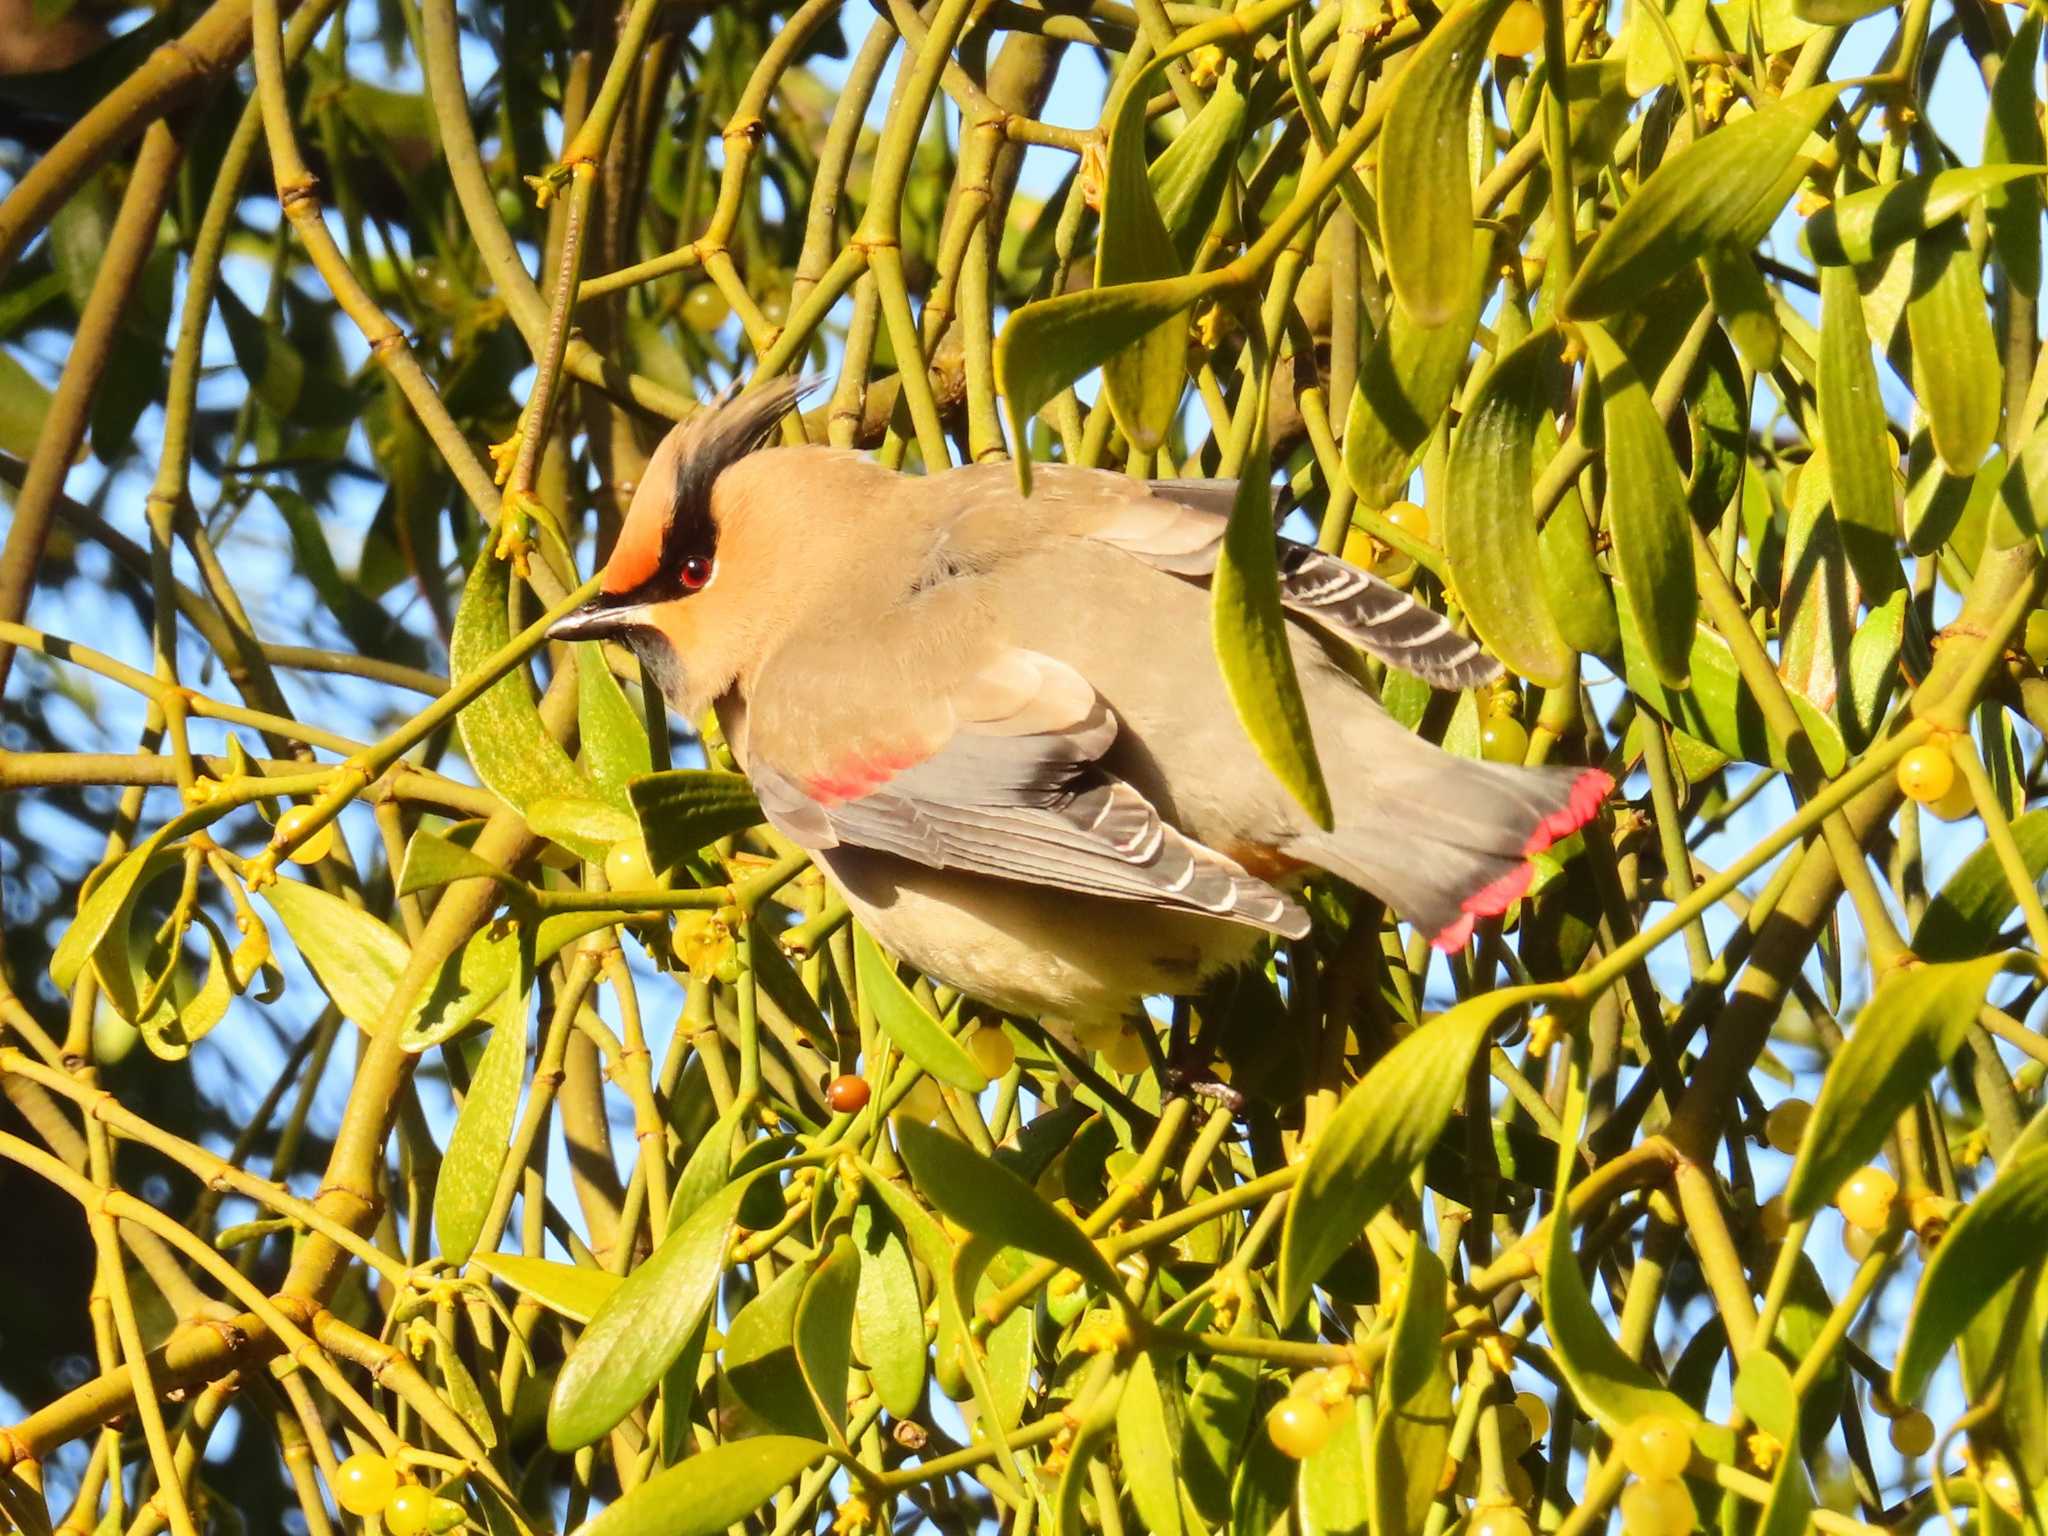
(746, 646), (1309, 938)
(996, 465), (1499, 690)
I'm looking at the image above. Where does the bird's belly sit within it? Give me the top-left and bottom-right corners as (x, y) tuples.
(816, 847), (1261, 1026)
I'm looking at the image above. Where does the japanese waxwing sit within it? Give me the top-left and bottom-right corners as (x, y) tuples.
(550, 380), (1613, 1026)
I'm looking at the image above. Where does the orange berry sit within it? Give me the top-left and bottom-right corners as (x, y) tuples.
(1266, 1396), (1334, 1459)
(333, 1453), (397, 1517)
(1896, 746), (1955, 805)
(1620, 1476), (1696, 1536)
(1620, 1415), (1694, 1481)
(383, 1486), (433, 1536)
(1763, 1099), (1811, 1154)
(275, 805), (336, 865)
(1836, 1166), (1898, 1232)
(827, 1075), (871, 1114)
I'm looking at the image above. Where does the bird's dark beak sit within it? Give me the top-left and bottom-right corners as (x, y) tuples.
(547, 598), (639, 644)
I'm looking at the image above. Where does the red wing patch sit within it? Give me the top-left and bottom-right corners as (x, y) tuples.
(1432, 768), (1614, 953)
(804, 745), (933, 804)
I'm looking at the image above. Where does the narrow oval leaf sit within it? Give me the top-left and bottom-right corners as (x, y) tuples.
(1115, 1349), (1186, 1536)
(1700, 242), (1782, 372)
(1376, 0), (1515, 325)
(1444, 327), (1574, 686)
(571, 1436), (828, 1536)
(1732, 1350), (1816, 1536)
(475, 1252), (620, 1324)
(795, 1235), (860, 1443)
(433, 984), (529, 1267)
(50, 843), (174, 995)
(547, 1174), (753, 1449)
(1907, 225), (2001, 476)
(628, 769), (765, 872)
(853, 927), (988, 1091)
(727, 1256), (825, 1438)
(1584, 323), (1696, 688)
(397, 829), (512, 897)
(894, 1117), (1123, 1296)
(1817, 263), (1902, 597)
(1372, 1243), (1452, 1536)
(1301, 1394), (1373, 1535)
(1805, 164), (2048, 266)
(576, 642), (651, 812)
(1914, 809), (2048, 961)
(1784, 955), (2019, 1218)
(1277, 988), (1531, 1324)
(1540, 496), (1622, 659)
(1895, 1145), (2048, 1401)
(527, 796), (640, 852)
(1986, 16), (2044, 297)
(261, 879), (410, 1035)
(1343, 236), (1492, 507)
(852, 1199), (927, 1419)
(1212, 424), (1334, 829)
(1098, 66), (1188, 453)
(1564, 84), (1843, 319)
(451, 545), (603, 858)
(1182, 1346), (1258, 1522)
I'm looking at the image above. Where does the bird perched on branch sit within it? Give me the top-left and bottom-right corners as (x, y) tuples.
(550, 381), (1612, 1025)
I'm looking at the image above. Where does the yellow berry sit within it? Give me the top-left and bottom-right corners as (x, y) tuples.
(893, 1075), (946, 1125)
(1341, 526), (1377, 567)
(1103, 1027), (1152, 1075)
(2025, 609), (2048, 668)
(604, 837), (657, 893)
(1072, 1018), (1124, 1054)
(1385, 500), (1432, 544)
(1266, 1396), (1334, 1459)
(682, 282), (730, 332)
(383, 1485), (433, 1536)
(1896, 746), (1955, 806)
(1480, 716), (1531, 765)
(1927, 776), (1975, 823)
(276, 805), (336, 865)
(333, 1453), (397, 1517)
(1757, 1193), (1790, 1242)
(1498, 1402), (1533, 1458)
(1621, 1416), (1693, 1481)
(1515, 1391), (1550, 1444)
(967, 1025), (1015, 1077)
(759, 288), (791, 326)
(1841, 1220), (1876, 1260)
(1470, 1508), (1535, 1536)
(1492, 0), (1546, 52)
(1836, 1166), (1898, 1232)
(1889, 1410), (1934, 1456)
(1620, 1476), (1696, 1536)
(1763, 1099), (1811, 1154)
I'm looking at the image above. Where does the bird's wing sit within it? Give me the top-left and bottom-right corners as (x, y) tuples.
(988, 465), (1499, 690)
(745, 645), (1309, 938)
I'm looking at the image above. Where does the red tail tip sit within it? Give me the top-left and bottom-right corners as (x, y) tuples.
(1432, 767), (1613, 952)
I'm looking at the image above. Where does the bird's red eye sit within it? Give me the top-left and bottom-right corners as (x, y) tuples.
(680, 556), (713, 590)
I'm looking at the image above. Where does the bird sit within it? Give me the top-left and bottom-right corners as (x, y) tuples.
(548, 379), (1614, 1026)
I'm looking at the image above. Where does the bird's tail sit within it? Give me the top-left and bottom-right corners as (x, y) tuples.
(1289, 724), (1613, 951)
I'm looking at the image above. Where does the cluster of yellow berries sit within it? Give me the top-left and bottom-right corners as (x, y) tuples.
(332, 1453), (462, 1534)
(1894, 744), (1973, 822)
(1073, 1018), (1157, 1076)
(1835, 1165), (1898, 1258)
(1343, 501), (1432, 588)
(1616, 1415), (1696, 1535)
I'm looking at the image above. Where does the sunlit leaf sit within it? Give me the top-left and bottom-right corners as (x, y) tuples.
(1914, 810), (2048, 962)
(433, 980), (528, 1266)
(572, 1436), (828, 1536)
(261, 879), (410, 1036)
(852, 927), (987, 1091)
(1805, 164), (2047, 266)
(628, 769), (765, 872)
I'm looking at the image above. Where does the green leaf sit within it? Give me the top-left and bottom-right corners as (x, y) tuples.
(1989, 409), (2048, 550)
(1277, 989), (1526, 1324)
(547, 1173), (753, 1449)
(1343, 236), (1492, 507)
(852, 1199), (927, 1419)
(1895, 1145), (2048, 1400)
(474, 1252), (620, 1324)
(1212, 417), (1333, 829)
(216, 282), (306, 416)
(1732, 1350), (1816, 1536)
(1538, 472), (1621, 660)
(1816, 264), (1902, 597)
(397, 829), (512, 897)
(1372, 1243), (1452, 1536)
(1612, 582), (1846, 774)
(1444, 327), (1574, 686)
(450, 545), (602, 859)
(894, 1118), (1123, 1295)
(726, 1255), (826, 1438)
(137, 926), (232, 1061)
(627, 770), (765, 872)
(0, 347), (54, 461)
(853, 928), (987, 1090)
(1699, 242), (1781, 372)
(1583, 323), (1696, 689)
(1784, 955), (2019, 1218)
(50, 842), (174, 998)
(433, 982), (528, 1267)
(1181, 1344), (1258, 1522)
(1904, 435), (2000, 557)
(1151, 67), (1248, 268)
(261, 879), (411, 1035)
(1097, 66), (1188, 454)
(1804, 165), (2047, 266)
(1986, 17), (2044, 297)
(1915, 809), (2048, 961)
(1542, 1137), (1737, 1461)
(795, 1235), (860, 1444)
(1375, 0), (1515, 326)
(570, 1436), (828, 1536)
(1907, 224), (2001, 477)
(1843, 588), (1905, 750)
(1115, 1348), (1187, 1536)
(1563, 84), (1842, 319)
(1301, 1394), (1373, 1536)
(526, 796), (640, 852)
(575, 644), (651, 813)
